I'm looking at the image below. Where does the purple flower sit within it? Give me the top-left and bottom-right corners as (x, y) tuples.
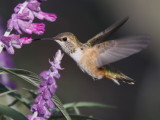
(27, 50), (64, 120)
(1, 34), (32, 54)
(7, 4), (34, 34)
(1, 34), (21, 54)
(34, 12), (57, 22)
(27, 0), (41, 12)
(19, 36), (32, 44)
(26, 23), (45, 35)
(0, 0), (57, 54)
(7, 0), (57, 35)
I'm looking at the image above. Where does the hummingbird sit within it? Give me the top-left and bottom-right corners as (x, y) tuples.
(38, 17), (150, 85)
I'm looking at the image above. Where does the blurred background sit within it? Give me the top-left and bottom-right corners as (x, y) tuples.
(0, 0), (160, 120)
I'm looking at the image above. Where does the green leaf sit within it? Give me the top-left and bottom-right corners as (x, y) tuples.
(0, 67), (41, 87)
(0, 104), (28, 120)
(0, 90), (16, 97)
(0, 84), (31, 108)
(0, 67), (71, 120)
(8, 100), (19, 107)
(53, 95), (72, 120)
(22, 88), (37, 98)
(63, 102), (116, 109)
(51, 114), (98, 120)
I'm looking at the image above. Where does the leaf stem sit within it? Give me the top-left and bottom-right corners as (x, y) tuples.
(8, 99), (19, 107)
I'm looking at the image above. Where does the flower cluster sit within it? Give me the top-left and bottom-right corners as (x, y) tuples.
(28, 50), (64, 120)
(0, 0), (57, 54)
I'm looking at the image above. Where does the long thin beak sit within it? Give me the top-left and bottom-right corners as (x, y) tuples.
(33, 38), (53, 41)
(53, 37), (60, 41)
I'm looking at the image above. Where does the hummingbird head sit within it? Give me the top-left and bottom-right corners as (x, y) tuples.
(53, 32), (82, 54)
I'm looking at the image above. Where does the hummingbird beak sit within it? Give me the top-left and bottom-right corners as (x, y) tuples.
(52, 37), (60, 42)
(33, 38), (53, 41)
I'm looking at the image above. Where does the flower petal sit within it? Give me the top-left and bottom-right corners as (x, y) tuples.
(40, 70), (49, 80)
(27, 0), (41, 12)
(5, 46), (15, 55)
(37, 104), (46, 115)
(42, 89), (51, 100)
(26, 23), (45, 35)
(46, 99), (55, 109)
(34, 11), (57, 22)
(14, 3), (23, 13)
(19, 36), (32, 44)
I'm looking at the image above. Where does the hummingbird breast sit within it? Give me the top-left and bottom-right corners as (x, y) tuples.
(78, 47), (105, 79)
(70, 48), (84, 63)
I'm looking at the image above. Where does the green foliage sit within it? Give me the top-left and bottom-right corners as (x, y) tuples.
(0, 67), (41, 87)
(51, 114), (98, 120)
(0, 90), (16, 97)
(53, 95), (72, 120)
(0, 67), (114, 120)
(22, 88), (37, 98)
(0, 104), (27, 120)
(64, 102), (116, 109)
(0, 83), (31, 108)
(0, 67), (71, 120)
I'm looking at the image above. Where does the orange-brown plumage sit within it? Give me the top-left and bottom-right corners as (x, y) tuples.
(80, 47), (105, 79)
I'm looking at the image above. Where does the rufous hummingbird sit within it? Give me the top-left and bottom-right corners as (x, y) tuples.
(37, 17), (150, 85)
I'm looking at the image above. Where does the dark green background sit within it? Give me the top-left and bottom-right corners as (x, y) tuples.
(0, 0), (159, 120)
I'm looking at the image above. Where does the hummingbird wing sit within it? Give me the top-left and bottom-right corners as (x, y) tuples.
(86, 16), (129, 46)
(94, 36), (150, 68)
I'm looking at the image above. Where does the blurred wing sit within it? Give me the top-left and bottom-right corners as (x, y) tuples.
(86, 17), (129, 46)
(94, 36), (150, 68)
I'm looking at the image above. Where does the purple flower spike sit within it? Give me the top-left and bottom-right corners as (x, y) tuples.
(28, 50), (64, 120)
(0, 0), (57, 54)
(7, 0), (56, 35)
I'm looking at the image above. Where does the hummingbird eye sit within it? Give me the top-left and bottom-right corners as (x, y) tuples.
(62, 37), (67, 41)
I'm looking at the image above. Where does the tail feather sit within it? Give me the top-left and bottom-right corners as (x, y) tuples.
(120, 73), (135, 85)
(112, 78), (121, 85)
(104, 70), (135, 85)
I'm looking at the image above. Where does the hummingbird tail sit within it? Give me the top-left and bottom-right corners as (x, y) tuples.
(104, 70), (135, 85)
